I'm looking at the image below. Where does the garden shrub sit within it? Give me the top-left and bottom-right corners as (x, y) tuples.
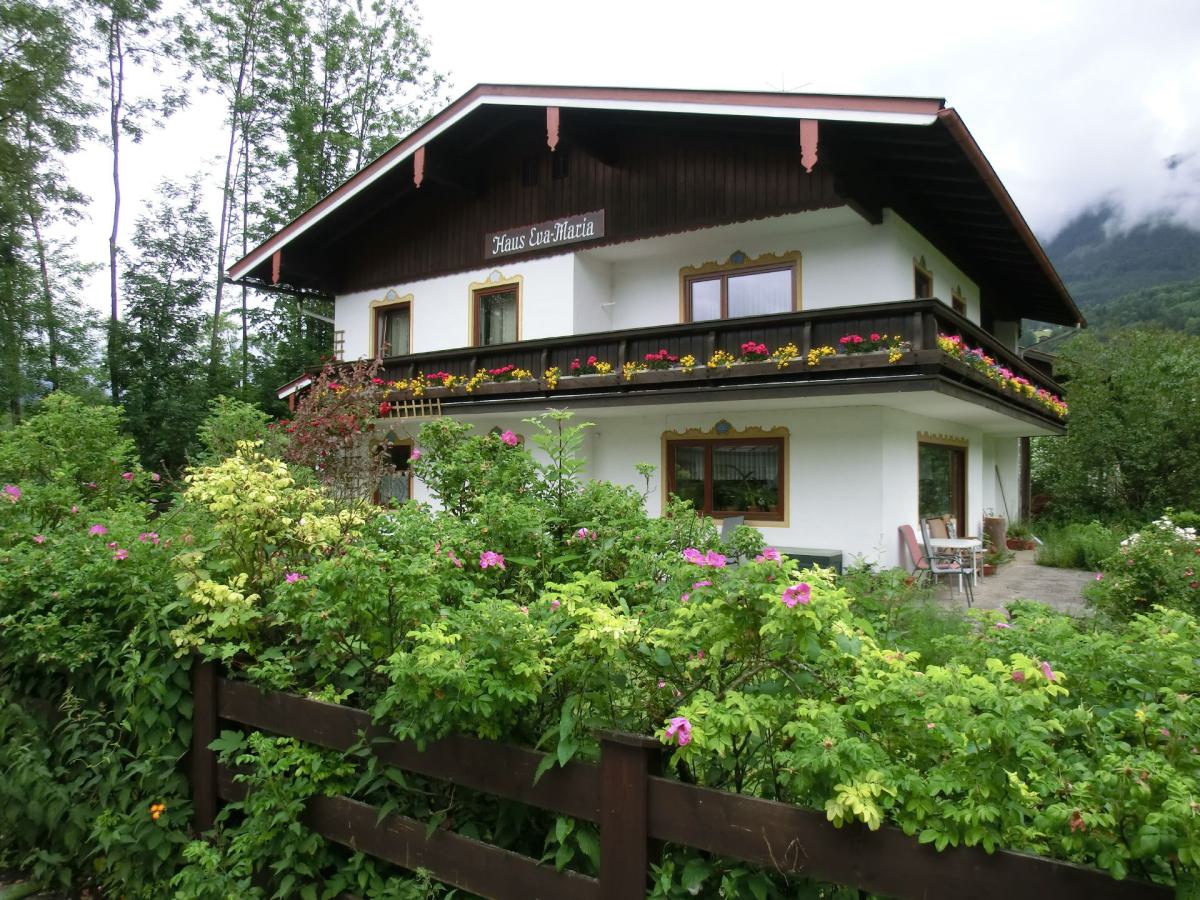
(6, 398), (1200, 896)
(1087, 514), (1200, 618)
(1035, 520), (1123, 569)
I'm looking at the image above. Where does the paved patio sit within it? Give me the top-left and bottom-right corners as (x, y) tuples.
(935, 548), (1094, 616)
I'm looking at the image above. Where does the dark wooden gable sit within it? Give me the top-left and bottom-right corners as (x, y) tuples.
(289, 108), (843, 295)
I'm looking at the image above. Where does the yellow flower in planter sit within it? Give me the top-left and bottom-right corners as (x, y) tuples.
(680, 354), (696, 373)
(707, 349), (737, 369)
(807, 345), (836, 367)
(622, 361), (644, 380)
(544, 366), (560, 389)
(771, 343), (800, 369)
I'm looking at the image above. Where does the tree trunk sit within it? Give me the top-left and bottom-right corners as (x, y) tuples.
(241, 129), (250, 391)
(28, 209), (60, 391)
(107, 12), (125, 401)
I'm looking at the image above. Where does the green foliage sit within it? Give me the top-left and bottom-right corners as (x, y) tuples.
(1087, 514), (1200, 619)
(194, 394), (282, 465)
(1035, 520), (1122, 569)
(1032, 329), (1200, 521)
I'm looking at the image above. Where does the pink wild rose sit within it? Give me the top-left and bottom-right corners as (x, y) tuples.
(781, 582), (812, 607)
(410, 448), (421, 461)
(284, 572), (306, 583)
(33, 534), (46, 544)
(150, 472), (161, 482)
(550, 599), (561, 610)
(1040, 661), (1057, 683)
(1011, 670), (1026, 683)
(665, 716), (693, 747)
(112, 548), (129, 561)
(994, 621), (1012, 629)
(121, 472), (134, 481)
(755, 547), (782, 563)
(89, 524), (108, 536)
(3, 484), (20, 502)
(499, 430), (519, 447)
(680, 592), (690, 603)
(682, 547), (705, 565)
(480, 550), (506, 570)
(692, 580), (712, 588)
(704, 550), (727, 568)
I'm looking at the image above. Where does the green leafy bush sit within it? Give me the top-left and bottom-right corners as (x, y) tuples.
(1035, 520), (1123, 569)
(1087, 514), (1200, 618)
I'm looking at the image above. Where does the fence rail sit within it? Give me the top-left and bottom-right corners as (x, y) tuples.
(193, 662), (1169, 900)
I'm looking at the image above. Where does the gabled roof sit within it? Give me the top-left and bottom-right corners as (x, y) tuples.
(230, 84), (1082, 326)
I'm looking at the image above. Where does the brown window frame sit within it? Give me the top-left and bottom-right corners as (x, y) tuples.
(918, 440), (966, 533)
(951, 289), (967, 316)
(914, 261), (934, 299)
(666, 436), (786, 522)
(683, 262), (798, 323)
(372, 299), (412, 358)
(472, 283), (521, 347)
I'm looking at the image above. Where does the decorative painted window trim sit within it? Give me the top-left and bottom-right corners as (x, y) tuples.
(913, 255), (934, 299)
(678, 250), (802, 323)
(468, 270), (523, 346)
(916, 431), (969, 447)
(951, 285), (967, 316)
(661, 422), (790, 527)
(369, 290), (413, 357)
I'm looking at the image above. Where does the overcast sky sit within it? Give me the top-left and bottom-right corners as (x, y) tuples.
(63, 0), (1200, 314)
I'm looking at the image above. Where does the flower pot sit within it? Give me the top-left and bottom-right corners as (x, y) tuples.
(710, 360), (780, 378)
(981, 563), (997, 577)
(628, 367), (708, 384)
(555, 373), (621, 390)
(1024, 540), (1037, 551)
(469, 379), (541, 396)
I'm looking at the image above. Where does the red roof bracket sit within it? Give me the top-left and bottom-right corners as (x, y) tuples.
(800, 119), (819, 173)
(547, 106), (560, 151)
(413, 145), (425, 188)
(271, 250), (281, 285)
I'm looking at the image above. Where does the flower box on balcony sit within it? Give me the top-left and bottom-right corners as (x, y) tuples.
(469, 379), (541, 396)
(627, 367), (709, 385)
(555, 373), (621, 390)
(708, 360), (784, 378)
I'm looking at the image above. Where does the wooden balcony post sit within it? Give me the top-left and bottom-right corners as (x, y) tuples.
(704, 330), (717, 362)
(800, 321), (812, 356)
(191, 657), (220, 834)
(598, 731), (662, 899)
(910, 310), (925, 351)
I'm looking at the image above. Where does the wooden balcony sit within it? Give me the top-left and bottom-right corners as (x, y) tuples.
(377, 299), (1068, 427)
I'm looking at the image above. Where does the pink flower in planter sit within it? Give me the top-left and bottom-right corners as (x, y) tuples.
(781, 583), (812, 607)
(755, 547), (782, 563)
(113, 548), (129, 561)
(285, 572), (306, 583)
(121, 472), (134, 481)
(480, 550), (506, 570)
(665, 716), (693, 747)
(1040, 661), (1057, 683)
(3, 484), (20, 502)
(499, 430), (519, 447)
(89, 524), (108, 536)
(33, 534), (46, 544)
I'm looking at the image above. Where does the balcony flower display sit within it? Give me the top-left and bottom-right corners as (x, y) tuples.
(642, 348), (680, 370)
(738, 341), (770, 361)
(486, 364), (533, 382)
(936, 333), (1068, 417)
(706, 349), (737, 369)
(837, 332), (908, 363)
(770, 343), (800, 369)
(567, 355), (614, 376)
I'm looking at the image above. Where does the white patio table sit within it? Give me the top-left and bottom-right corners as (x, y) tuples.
(928, 537), (984, 586)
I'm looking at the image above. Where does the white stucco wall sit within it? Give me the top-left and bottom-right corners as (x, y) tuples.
(336, 254), (576, 360)
(335, 206), (984, 359)
(390, 401), (1004, 570)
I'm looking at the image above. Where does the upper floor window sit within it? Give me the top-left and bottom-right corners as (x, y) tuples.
(371, 293), (412, 357)
(475, 285), (520, 345)
(681, 251), (801, 322)
(951, 287), (967, 316)
(914, 258), (934, 299)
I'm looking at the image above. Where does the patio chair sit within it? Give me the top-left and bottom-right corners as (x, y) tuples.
(901, 523), (974, 606)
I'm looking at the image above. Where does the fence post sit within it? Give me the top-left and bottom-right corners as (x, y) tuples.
(191, 657), (219, 834)
(598, 730), (662, 900)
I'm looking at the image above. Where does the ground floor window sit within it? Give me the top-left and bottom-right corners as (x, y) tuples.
(918, 441), (966, 532)
(666, 436), (784, 521)
(376, 442), (413, 505)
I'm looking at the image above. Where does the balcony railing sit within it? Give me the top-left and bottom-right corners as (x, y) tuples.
(375, 299), (1066, 422)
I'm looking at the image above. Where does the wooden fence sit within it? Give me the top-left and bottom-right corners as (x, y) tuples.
(192, 661), (1170, 900)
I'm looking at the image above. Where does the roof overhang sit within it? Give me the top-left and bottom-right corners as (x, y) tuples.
(228, 84), (943, 283)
